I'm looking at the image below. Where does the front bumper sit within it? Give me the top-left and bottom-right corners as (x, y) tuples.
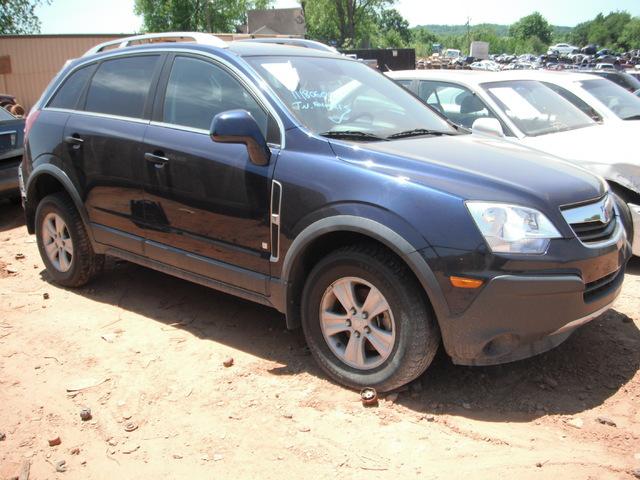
(433, 220), (630, 366)
(629, 203), (640, 256)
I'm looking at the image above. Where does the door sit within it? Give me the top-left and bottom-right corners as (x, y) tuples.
(63, 54), (163, 254)
(141, 54), (280, 293)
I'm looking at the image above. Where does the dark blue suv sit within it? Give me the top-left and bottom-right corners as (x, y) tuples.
(21, 38), (631, 391)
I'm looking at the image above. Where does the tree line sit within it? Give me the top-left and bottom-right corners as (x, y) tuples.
(2, 0), (640, 57)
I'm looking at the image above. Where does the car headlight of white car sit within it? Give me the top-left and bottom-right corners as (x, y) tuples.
(466, 202), (562, 254)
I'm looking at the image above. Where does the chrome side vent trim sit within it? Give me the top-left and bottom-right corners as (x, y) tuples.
(270, 180), (283, 262)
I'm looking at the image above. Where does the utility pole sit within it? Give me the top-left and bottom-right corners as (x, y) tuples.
(466, 16), (471, 54)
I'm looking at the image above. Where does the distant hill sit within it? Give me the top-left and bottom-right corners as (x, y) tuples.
(416, 23), (573, 37)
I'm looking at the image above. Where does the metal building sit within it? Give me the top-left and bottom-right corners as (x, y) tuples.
(0, 34), (127, 111)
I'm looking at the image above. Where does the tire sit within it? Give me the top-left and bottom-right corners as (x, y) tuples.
(35, 192), (104, 287)
(301, 243), (440, 392)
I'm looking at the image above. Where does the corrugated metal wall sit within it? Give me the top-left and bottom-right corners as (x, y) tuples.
(0, 35), (127, 111)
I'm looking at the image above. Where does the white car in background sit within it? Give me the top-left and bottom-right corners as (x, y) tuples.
(502, 70), (640, 125)
(388, 69), (640, 254)
(548, 43), (579, 55)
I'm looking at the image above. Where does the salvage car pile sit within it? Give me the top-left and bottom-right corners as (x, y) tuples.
(417, 46), (640, 75)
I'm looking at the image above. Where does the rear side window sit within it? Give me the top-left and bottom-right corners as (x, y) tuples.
(85, 55), (159, 118)
(48, 65), (95, 110)
(162, 56), (268, 134)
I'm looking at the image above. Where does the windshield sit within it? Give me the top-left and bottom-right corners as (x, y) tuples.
(482, 80), (595, 136)
(246, 56), (455, 139)
(579, 78), (640, 120)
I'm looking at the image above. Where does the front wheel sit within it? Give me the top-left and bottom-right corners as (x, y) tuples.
(301, 244), (440, 392)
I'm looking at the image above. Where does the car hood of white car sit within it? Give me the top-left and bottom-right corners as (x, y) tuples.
(518, 122), (640, 195)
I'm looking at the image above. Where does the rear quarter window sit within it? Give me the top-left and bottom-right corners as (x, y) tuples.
(84, 55), (159, 118)
(48, 64), (96, 110)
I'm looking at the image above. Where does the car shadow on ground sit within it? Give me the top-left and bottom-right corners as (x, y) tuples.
(34, 251), (640, 423)
(0, 201), (25, 233)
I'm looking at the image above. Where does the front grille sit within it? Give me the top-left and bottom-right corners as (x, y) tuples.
(562, 195), (617, 245)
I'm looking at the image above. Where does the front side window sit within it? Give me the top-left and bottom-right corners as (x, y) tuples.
(580, 78), (640, 120)
(418, 80), (500, 129)
(482, 80), (595, 137)
(246, 56), (455, 139)
(48, 64), (95, 110)
(85, 55), (159, 118)
(163, 56), (269, 134)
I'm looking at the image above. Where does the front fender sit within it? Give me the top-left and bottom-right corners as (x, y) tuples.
(276, 213), (450, 329)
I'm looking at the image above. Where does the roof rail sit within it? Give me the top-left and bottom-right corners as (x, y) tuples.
(83, 32), (227, 56)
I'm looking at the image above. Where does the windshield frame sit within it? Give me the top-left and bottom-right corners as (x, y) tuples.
(481, 79), (596, 137)
(244, 54), (458, 141)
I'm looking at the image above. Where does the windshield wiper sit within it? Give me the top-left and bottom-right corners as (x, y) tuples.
(386, 128), (456, 139)
(319, 130), (388, 141)
(623, 114), (640, 120)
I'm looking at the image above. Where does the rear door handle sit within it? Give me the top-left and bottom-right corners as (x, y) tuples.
(64, 135), (83, 149)
(144, 152), (169, 168)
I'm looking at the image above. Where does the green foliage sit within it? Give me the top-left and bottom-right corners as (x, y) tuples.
(620, 18), (640, 50)
(377, 8), (410, 45)
(133, 0), (272, 33)
(301, 0), (392, 48)
(569, 11), (639, 50)
(509, 12), (552, 45)
(0, 0), (50, 34)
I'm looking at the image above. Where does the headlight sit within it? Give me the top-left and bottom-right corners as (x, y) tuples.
(466, 202), (561, 254)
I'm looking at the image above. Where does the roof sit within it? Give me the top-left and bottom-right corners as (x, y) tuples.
(387, 69), (503, 85)
(387, 69), (604, 86)
(491, 70), (603, 84)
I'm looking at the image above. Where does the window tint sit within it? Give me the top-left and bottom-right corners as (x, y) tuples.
(48, 65), (95, 110)
(542, 82), (602, 121)
(418, 81), (502, 130)
(85, 55), (159, 118)
(163, 56), (268, 134)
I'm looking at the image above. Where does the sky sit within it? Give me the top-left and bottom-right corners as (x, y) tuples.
(35, 0), (640, 35)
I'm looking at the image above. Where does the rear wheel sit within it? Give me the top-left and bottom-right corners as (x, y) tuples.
(35, 193), (104, 287)
(301, 244), (440, 392)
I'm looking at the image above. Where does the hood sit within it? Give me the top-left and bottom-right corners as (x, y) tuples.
(519, 123), (640, 195)
(329, 133), (605, 211)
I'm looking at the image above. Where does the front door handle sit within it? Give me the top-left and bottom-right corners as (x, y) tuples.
(144, 152), (169, 168)
(64, 135), (83, 149)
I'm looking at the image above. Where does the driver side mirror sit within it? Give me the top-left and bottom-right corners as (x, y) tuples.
(210, 109), (271, 166)
(472, 118), (505, 138)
